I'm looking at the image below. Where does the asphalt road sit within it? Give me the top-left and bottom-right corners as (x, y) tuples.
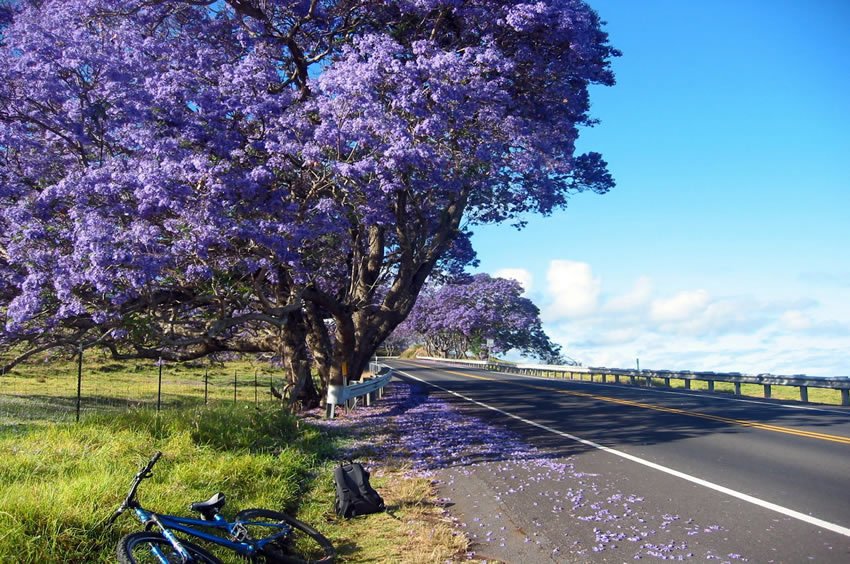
(386, 359), (850, 562)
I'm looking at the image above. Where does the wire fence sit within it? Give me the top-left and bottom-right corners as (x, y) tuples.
(0, 354), (288, 425)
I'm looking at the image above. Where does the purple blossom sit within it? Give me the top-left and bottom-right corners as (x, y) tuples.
(1, 1), (616, 387)
(395, 273), (562, 361)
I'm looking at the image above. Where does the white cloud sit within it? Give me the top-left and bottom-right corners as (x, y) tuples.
(650, 289), (710, 322)
(586, 327), (643, 346)
(604, 276), (653, 312)
(494, 268), (533, 293)
(776, 310), (847, 336)
(544, 260), (600, 319)
(532, 260), (850, 375)
(779, 310), (811, 331)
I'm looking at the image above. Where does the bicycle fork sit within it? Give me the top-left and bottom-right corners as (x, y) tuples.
(134, 508), (194, 564)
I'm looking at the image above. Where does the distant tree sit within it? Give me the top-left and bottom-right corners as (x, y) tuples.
(0, 0), (616, 406)
(398, 274), (562, 361)
(377, 322), (418, 357)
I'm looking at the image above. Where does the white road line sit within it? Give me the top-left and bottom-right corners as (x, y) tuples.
(394, 368), (850, 539)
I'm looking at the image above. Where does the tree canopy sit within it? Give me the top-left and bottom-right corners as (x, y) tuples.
(0, 0), (616, 403)
(398, 274), (563, 362)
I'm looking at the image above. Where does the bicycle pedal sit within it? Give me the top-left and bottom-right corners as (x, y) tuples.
(230, 523), (250, 542)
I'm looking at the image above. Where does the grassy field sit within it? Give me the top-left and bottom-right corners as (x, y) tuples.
(0, 352), (468, 563)
(557, 372), (843, 405)
(0, 350), (288, 425)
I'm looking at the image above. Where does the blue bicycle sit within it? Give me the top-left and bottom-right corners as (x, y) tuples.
(107, 452), (336, 563)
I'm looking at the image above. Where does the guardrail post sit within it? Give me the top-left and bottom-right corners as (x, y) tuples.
(799, 386), (808, 403)
(707, 381), (714, 392)
(601, 373), (607, 383)
(734, 382), (741, 396)
(645, 375), (651, 387)
(614, 374), (620, 384)
(684, 379), (691, 389)
(630, 375), (636, 385)
(841, 389), (849, 406)
(763, 384), (771, 399)
(326, 384), (344, 419)
(365, 377), (374, 406)
(664, 377), (670, 387)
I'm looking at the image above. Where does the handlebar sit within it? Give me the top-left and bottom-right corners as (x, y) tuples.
(106, 451), (162, 525)
(135, 451), (162, 481)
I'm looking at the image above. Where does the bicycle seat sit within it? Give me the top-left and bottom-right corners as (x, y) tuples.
(190, 492), (226, 520)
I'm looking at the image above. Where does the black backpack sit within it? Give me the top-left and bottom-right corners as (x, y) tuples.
(333, 461), (385, 518)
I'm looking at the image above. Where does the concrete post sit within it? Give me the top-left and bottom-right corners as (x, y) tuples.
(326, 384), (345, 419)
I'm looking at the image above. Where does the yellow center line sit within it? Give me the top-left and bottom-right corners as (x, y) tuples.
(435, 367), (850, 446)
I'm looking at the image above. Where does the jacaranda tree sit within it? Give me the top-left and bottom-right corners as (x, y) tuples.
(399, 274), (563, 362)
(0, 0), (616, 406)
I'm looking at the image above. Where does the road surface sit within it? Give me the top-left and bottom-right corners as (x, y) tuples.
(386, 359), (850, 562)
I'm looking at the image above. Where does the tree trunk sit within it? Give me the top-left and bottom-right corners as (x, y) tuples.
(280, 312), (320, 410)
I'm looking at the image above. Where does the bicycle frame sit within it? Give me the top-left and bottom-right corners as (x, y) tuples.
(129, 505), (290, 560)
(112, 453), (301, 563)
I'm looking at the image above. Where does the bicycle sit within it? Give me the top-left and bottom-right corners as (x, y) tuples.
(107, 451), (336, 563)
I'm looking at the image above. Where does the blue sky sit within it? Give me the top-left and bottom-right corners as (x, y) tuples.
(470, 0), (850, 375)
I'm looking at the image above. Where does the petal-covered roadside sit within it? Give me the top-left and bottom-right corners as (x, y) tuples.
(311, 380), (748, 562)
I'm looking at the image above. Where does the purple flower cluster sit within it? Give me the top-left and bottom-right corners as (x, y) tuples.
(1, 1), (616, 383)
(397, 273), (562, 362)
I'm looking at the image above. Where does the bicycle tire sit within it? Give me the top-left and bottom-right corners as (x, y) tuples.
(117, 531), (223, 564)
(235, 508), (336, 564)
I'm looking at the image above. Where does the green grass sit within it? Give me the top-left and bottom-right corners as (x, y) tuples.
(643, 377), (841, 404)
(0, 407), (468, 563)
(0, 351), (288, 424)
(0, 352), (471, 562)
(550, 372), (843, 405)
(0, 404), (337, 563)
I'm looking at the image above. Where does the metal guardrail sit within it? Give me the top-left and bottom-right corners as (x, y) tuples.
(417, 356), (850, 406)
(325, 365), (393, 418)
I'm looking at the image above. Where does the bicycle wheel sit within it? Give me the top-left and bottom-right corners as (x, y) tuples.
(117, 531), (223, 564)
(235, 508), (335, 564)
